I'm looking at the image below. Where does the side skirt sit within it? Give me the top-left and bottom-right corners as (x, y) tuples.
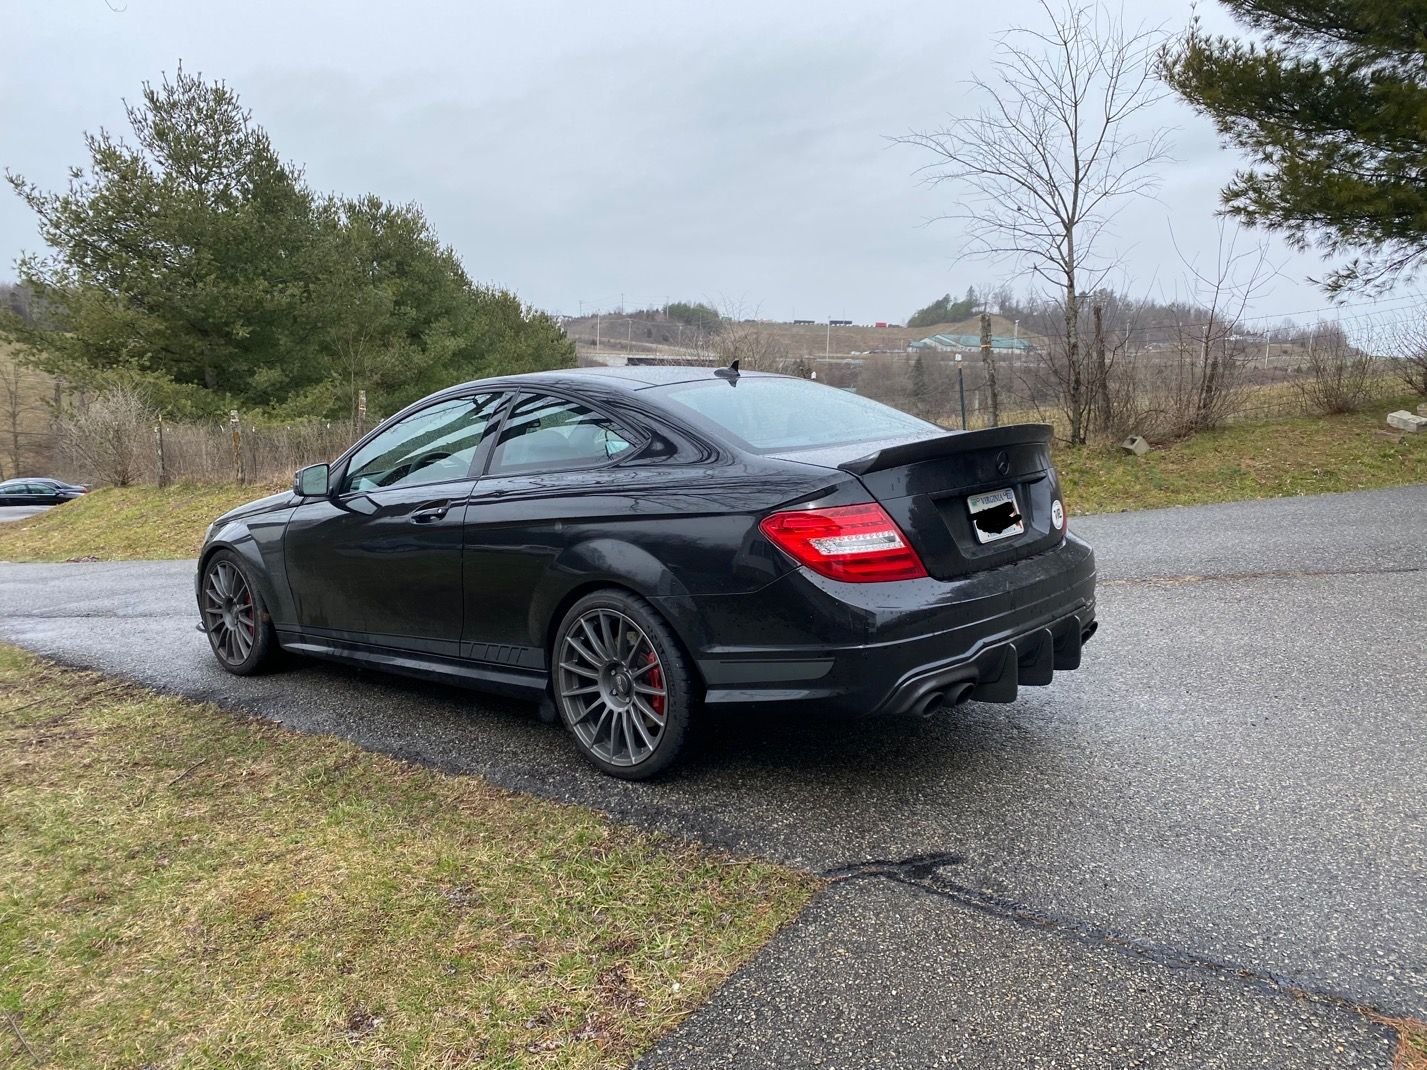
(275, 630), (548, 701)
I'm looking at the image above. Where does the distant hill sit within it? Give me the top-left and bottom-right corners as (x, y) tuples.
(562, 313), (1041, 358)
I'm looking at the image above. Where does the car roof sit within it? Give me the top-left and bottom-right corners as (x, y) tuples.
(439, 364), (790, 398)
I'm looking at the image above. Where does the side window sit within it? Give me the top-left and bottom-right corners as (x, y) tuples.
(341, 393), (504, 494)
(487, 394), (636, 475)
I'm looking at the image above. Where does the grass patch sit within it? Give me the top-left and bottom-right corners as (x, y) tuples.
(1058, 396), (1427, 515)
(0, 648), (815, 1068)
(0, 483), (275, 562)
(1405, 1028), (1427, 1070)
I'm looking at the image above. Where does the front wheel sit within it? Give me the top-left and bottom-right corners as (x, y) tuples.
(552, 590), (694, 780)
(200, 549), (280, 675)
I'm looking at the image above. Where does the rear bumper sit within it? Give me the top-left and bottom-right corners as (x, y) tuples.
(668, 532), (1097, 716)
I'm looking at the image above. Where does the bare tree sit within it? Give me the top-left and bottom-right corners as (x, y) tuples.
(0, 361), (39, 479)
(1164, 222), (1274, 436)
(692, 303), (805, 375)
(896, 1), (1169, 443)
(1387, 319), (1427, 397)
(1296, 324), (1377, 415)
(56, 385), (156, 486)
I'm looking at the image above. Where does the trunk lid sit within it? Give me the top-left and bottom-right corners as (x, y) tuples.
(775, 424), (1064, 580)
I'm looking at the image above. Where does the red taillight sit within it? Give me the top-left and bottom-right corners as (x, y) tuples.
(759, 503), (928, 583)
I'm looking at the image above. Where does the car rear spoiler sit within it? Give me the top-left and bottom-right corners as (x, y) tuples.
(836, 424), (1055, 476)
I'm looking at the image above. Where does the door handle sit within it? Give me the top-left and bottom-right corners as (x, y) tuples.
(410, 501), (450, 523)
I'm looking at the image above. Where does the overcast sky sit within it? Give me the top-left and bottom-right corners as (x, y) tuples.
(0, 0), (1408, 328)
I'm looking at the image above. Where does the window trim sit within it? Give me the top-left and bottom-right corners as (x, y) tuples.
(330, 390), (513, 499)
(477, 389), (648, 479)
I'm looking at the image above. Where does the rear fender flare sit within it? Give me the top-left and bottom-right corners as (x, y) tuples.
(531, 537), (709, 663)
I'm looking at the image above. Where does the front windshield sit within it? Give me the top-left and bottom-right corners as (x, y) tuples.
(658, 376), (942, 452)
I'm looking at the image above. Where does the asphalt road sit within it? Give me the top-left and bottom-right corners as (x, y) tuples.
(2, 485), (1424, 1068)
(0, 505), (50, 524)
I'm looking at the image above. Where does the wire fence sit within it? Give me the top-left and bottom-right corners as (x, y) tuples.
(1, 342), (1417, 487)
(4, 415), (358, 489)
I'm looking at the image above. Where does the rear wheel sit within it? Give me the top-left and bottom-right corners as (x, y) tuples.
(552, 590), (694, 780)
(200, 550), (280, 675)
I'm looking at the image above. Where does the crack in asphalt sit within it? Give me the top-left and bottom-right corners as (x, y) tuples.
(822, 853), (1422, 1034)
(1101, 565), (1425, 588)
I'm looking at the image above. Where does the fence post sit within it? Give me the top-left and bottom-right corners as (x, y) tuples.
(229, 409), (245, 485)
(154, 414), (168, 488)
(980, 312), (1000, 427)
(356, 389), (367, 438)
(955, 356), (967, 429)
(1091, 302), (1110, 434)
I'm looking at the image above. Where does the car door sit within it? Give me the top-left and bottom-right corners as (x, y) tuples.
(460, 391), (641, 668)
(283, 392), (507, 657)
(27, 483), (60, 506)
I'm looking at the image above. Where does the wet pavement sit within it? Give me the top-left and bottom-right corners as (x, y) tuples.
(1, 485), (1423, 1067)
(0, 504), (50, 523)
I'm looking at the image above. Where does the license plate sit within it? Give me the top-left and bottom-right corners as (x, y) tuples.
(966, 487), (1024, 544)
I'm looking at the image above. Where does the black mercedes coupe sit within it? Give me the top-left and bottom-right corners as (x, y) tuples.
(197, 365), (1097, 778)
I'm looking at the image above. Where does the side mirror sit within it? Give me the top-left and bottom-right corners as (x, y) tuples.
(294, 463), (331, 497)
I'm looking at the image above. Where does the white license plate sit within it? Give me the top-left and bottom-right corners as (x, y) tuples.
(966, 487), (1024, 544)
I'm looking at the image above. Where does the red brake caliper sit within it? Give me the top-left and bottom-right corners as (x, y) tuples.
(644, 651), (665, 717)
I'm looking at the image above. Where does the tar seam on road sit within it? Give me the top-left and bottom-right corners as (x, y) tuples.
(1101, 565), (1425, 588)
(822, 853), (1424, 1034)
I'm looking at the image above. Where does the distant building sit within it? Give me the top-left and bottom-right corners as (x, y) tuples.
(907, 333), (1032, 354)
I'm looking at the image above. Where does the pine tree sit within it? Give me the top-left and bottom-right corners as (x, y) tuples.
(1162, 1), (1427, 294)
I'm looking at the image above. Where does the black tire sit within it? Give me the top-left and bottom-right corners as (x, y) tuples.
(551, 589), (694, 780)
(199, 549), (281, 676)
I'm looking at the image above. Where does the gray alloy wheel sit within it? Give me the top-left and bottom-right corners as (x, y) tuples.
(557, 607), (668, 768)
(553, 591), (694, 779)
(202, 559), (256, 666)
(200, 551), (279, 675)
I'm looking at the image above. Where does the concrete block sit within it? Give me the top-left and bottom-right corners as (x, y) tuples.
(1417, 402), (1427, 417)
(1386, 410), (1427, 433)
(1120, 435), (1150, 456)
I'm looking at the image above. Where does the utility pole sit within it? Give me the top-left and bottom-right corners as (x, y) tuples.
(826, 319), (831, 357)
(596, 313), (601, 352)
